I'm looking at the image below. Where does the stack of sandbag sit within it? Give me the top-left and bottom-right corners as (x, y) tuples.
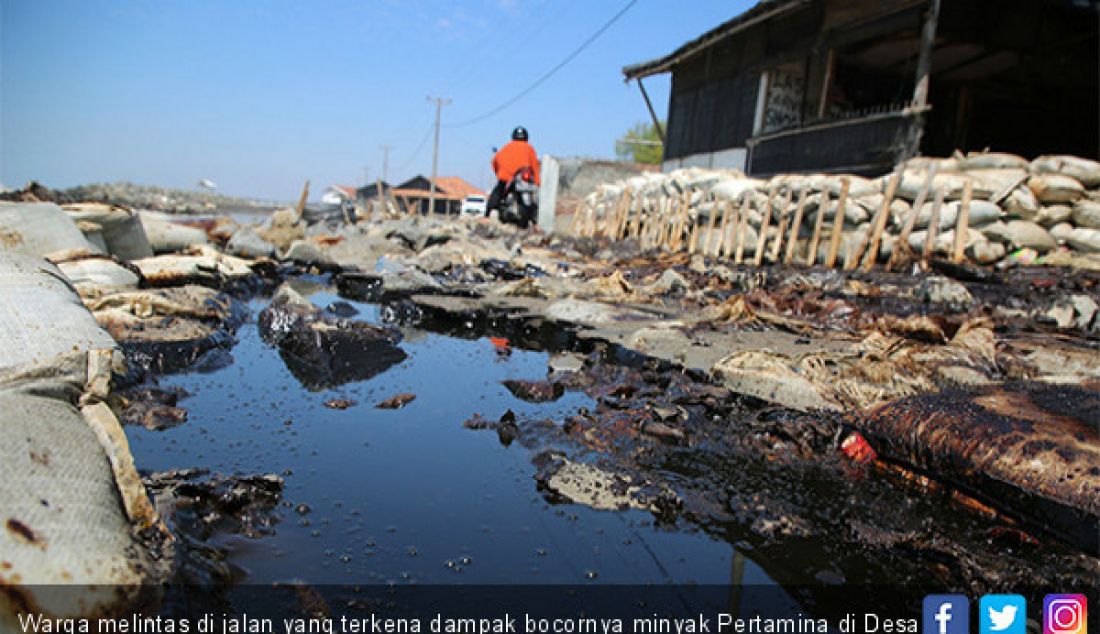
(62, 202), (153, 260)
(0, 250), (164, 624)
(138, 209), (209, 253)
(579, 151), (1100, 268)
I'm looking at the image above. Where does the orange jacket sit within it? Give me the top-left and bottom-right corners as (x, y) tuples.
(492, 140), (540, 185)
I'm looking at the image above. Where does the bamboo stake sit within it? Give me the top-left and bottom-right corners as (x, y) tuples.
(923, 188), (945, 270)
(952, 180), (972, 263)
(861, 168), (903, 272)
(753, 188), (776, 266)
(807, 190), (828, 266)
(674, 190), (691, 251)
(688, 194), (705, 254)
(769, 189), (794, 262)
(784, 185), (809, 264)
(734, 194), (753, 263)
(629, 199), (643, 238)
(713, 201), (730, 257)
(897, 162), (937, 248)
(569, 205), (583, 236)
(824, 178), (849, 269)
(721, 199), (741, 259)
(704, 196), (720, 256)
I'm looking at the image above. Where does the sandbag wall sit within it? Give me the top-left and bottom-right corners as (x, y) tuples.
(572, 152), (1100, 269)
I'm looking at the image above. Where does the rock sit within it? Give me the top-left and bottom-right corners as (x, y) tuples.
(257, 286), (406, 390)
(1027, 174), (1085, 204)
(537, 458), (656, 512)
(913, 276), (973, 313)
(1071, 199), (1100, 229)
(1066, 227), (1100, 253)
(281, 239), (332, 266)
(257, 208), (305, 250)
(226, 227), (276, 258)
(936, 365), (993, 386)
(323, 398), (356, 410)
(1048, 295), (1099, 330)
(548, 353), (585, 375)
(648, 268), (691, 294)
(502, 380), (564, 403)
(118, 387), (188, 431)
(376, 393), (416, 409)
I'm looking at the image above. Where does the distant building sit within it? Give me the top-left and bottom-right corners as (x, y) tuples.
(623, 0), (1099, 176)
(321, 184), (358, 205)
(391, 176), (484, 215)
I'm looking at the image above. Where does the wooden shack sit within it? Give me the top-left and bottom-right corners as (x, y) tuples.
(623, 0), (1099, 176)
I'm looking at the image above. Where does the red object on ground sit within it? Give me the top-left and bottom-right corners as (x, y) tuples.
(840, 432), (877, 464)
(489, 337), (511, 353)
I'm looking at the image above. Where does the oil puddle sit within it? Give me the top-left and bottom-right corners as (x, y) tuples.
(127, 285), (778, 587)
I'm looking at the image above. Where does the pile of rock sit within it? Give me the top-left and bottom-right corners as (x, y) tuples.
(578, 151), (1100, 268)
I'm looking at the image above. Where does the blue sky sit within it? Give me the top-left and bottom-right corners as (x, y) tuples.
(1, 1), (751, 200)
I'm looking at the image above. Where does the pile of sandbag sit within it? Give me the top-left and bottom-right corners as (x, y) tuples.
(0, 250), (164, 624)
(580, 151), (1100, 267)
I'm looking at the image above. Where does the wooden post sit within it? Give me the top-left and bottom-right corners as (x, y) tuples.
(784, 185), (809, 264)
(953, 179), (972, 263)
(807, 190), (828, 266)
(912, 0), (942, 110)
(769, 189), (794, 262)
(295, 179), (310, 222)
(721, 199), (741, 258)
(861, 169), (902, 272)
(824, 178), (849, 268)
(688, 194), (705, 254)
(752, 188), (776, 266)
(716, 201), (733, 257)
(704, 197), (720, 256)
(896, 163), (937, 252)
(923, 188), (945, 269)
(375, 178), (385, 220)
(734, 194), (753, 264)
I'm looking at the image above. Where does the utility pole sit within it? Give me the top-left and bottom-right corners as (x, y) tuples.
(426, 96), (451, 215)
(380, 145), (392, 183)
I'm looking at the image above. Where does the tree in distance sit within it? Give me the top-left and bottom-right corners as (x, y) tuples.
(614, 121), (664, 165)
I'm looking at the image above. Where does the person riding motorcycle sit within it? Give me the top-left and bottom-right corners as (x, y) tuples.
(485, 126), (540, 227)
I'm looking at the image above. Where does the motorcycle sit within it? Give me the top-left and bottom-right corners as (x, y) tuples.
(498, 167), (538, 229)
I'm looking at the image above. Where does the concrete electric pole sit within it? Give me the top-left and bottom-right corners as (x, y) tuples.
(380, 145), (392, 183)
(427, 96), (451, 215)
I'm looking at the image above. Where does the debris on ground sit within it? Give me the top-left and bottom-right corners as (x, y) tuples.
(376, 393), (417, 409)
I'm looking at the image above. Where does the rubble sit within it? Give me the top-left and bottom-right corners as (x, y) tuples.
(258, 285), (407, 390)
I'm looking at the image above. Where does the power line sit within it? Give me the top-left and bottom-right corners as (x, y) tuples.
(395, 120), (435, 175)
(447, 0), (639, 128)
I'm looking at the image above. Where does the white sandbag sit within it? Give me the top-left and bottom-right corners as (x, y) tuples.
(62, 203), (153, 260)
(0, 251), (119, 386)
(1001, 186), (1040, 220)
(1071, 199), (1100, 229)
(1065, 227), (1100, 253)
(138, 210), (209, 253)
(958, 151), (1029, 171)
(1027, 174), (1085, 204)
(806, 196), (869, 226)
(0, 202), (103, 260)
(712, 178), (764, 202)
(57, 257), (140, 293)
(966, 239), (1006, 264)
(0, 387), (152, 620)
(1036, 205), (1074, 227)
(1031, 155), (1100, 188)
(983, 220), (1056, 253)
(1050, 222), (1075, 244)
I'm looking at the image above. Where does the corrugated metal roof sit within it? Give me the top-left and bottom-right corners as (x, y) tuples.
(622, 0), (810, 80)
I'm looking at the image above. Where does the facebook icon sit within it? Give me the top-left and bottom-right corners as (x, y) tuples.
(924, 595), (970, 634)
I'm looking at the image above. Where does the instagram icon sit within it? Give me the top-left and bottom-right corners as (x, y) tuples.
(1044, 595), (1087, 634)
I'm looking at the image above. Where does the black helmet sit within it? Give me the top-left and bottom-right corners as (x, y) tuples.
(511, 126), (528, 141)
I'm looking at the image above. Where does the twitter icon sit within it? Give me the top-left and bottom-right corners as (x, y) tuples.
(981, 595), (1026, 634)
